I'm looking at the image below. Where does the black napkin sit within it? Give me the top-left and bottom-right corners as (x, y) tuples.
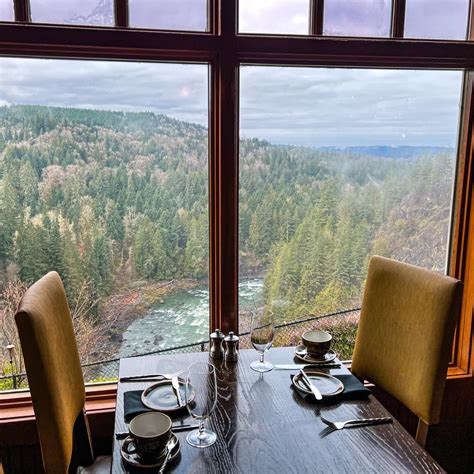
(123, 390), (152, 422)
(291, 373), (371, 405)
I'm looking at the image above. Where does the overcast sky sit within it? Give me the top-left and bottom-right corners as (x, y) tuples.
(0, 57), (463, 148)
(0, 0), (468, 148)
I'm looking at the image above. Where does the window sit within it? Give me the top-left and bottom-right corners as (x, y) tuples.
(404, 0), (470, 40)
(240, 66), (462, 359)
(239, 0), (310, 35)
(129, 0), (209, 31)
(0, 0), (473, 393)
(30, 0), (114, 26)
(0, 1), (14, 21)
(0, 58), (209, 387)
(323, 0), (392, 37)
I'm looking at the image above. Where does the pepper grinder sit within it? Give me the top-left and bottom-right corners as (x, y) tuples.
(224, 331), (239, 362)
(209, 329), (225, 359)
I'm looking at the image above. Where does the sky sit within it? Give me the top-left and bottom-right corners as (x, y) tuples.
(0, 1), (468, 148)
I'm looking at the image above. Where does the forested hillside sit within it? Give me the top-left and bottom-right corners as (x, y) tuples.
(0, 104), (454, 362)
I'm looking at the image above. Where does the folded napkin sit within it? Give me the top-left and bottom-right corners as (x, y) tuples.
(290, 373), (371, 405)
(124, 390), (152, 422)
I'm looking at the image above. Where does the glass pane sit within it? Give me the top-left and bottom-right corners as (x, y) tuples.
(324, 0), (392, 37)
(239, 0), (310, 35)
(0, 1), (14, 21)
(129, 0), (208, 31)
(30, 0), (113, 26)
(405, 0), (469, 40)
(0, 58), (209, 389)
(239, 66), (462, 359)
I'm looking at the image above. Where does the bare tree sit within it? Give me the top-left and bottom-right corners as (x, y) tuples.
(0, 279), (27, 386)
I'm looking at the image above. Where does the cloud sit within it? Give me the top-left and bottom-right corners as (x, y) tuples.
(240, 67), (462, 147)
(0, 58), (209, 125)
(0, 57), (463, 147)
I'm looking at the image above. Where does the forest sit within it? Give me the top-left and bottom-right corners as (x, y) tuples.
(0, 104), (454, 374)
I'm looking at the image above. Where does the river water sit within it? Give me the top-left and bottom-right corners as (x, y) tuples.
(119, 278), (263, 357)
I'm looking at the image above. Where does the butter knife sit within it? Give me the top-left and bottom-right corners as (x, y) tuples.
(299, 369), (322, 400)
(171, 376), (184, 407)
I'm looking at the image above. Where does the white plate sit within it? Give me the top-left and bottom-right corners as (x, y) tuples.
(120, 433), (180, 468)
(294, 345), (337, 364)
(292, 370), (344, 398)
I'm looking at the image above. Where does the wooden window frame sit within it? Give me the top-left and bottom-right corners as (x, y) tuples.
(0, 0), (473, 422)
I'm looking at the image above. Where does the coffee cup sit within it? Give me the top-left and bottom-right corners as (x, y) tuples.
(124, 412), (172, 460)
(302, 330), (332, 357)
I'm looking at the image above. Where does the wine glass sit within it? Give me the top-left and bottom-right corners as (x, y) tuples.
(185, 362), (218, 448)
(250, 309), (275, 373)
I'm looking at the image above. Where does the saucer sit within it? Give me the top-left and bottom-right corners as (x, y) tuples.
(141, 378), (194, 412)
(292, 370), (344, 397)
(120, 433), (180, 468)
(294, 345), (337, 364)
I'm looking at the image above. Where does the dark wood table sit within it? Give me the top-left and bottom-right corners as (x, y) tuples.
(112, 347), (443, 473)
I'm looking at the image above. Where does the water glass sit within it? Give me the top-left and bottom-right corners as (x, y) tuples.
(250, 309), (275, 373)
(185, 362), (218, 448)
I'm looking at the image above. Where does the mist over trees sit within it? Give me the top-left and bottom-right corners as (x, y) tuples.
(0, 104), (454, 362)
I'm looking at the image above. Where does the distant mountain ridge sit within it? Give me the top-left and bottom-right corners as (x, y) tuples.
(319, 145), (454, 159)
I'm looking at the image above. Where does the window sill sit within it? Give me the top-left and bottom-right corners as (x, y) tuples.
(0, 383), (117, 425)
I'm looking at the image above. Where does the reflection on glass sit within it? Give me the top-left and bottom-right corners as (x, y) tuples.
(239, 0), (310, 35)
(129, 0), (208, 31)
(239, 66), (462, 360)
(0, 0), (14, 21)
(30, 0), (113, 26)
(324, 0), (391, 37)
(405, 0), (469, 40)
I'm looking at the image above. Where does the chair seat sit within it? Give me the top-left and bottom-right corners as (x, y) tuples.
(76, 455), (111, 474)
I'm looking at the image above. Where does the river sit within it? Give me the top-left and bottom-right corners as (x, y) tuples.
(119, 278), (263, 357)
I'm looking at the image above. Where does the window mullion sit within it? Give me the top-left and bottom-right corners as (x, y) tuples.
(209, 0), (239, 334)
(391, 0), (406, 38)
(309, 0), (324, 36)
(114, 0), (129, 28)
(13, 0), (30, 22)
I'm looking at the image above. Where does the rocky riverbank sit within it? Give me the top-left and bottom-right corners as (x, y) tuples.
(91, 278), (203, 361)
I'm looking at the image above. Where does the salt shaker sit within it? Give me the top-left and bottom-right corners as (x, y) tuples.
(224, 332), (239, 362)
(209, 329), (225, 359)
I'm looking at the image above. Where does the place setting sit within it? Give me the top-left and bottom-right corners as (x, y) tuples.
(288, 329), (371, 403)
(117, 360), (219, 470)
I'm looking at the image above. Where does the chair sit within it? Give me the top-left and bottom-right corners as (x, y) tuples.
(15, 271), (111, 473)
(351, 256), (462, 447)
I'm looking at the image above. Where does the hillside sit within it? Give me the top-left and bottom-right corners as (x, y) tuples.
(0, 104), (455, 362)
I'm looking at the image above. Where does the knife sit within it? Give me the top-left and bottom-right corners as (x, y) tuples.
(299, 369), (323, 400)
(274, 363), (341, 370)
(171, 376), (184, 407)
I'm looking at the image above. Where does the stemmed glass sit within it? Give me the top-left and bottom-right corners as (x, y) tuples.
(185, 362), (218, 448)
(250, 309), (275, 373)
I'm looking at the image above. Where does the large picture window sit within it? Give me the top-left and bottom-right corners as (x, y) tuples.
(0, 58), (209, 384)
(0, 0), (473, 392)
(239, 67), (462, 358)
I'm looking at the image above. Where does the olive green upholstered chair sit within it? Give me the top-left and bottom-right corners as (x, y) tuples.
(15, 271), (111, 474)
(351, 256), (462, 446)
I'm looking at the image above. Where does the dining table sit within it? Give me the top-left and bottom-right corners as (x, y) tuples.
(111, 347), (444, 473)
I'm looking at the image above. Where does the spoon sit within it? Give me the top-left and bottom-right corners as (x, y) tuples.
(158, 436), (179, 474)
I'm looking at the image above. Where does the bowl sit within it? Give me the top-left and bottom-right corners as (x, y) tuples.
(302, 330), (332, 357)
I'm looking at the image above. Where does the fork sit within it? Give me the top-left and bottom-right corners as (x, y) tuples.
(320, 414), (393, 431)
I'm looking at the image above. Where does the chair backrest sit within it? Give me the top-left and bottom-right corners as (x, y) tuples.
(15, 271), (94, 473)
(352, 256), (462, 428)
